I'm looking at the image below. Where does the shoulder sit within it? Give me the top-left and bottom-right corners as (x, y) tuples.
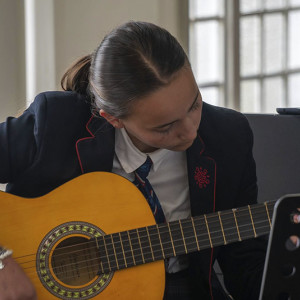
(201, 102), (252, 136)
(24, 91), (94, 142)
(29, 91), (91, 113)
(199, 102), (254, 150)
(202, 102), (249, 127)
(27, 91), (92, 125)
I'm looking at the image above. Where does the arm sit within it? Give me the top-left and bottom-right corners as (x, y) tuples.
(0, 101), (41, 299)
(0, 102), (40, 183)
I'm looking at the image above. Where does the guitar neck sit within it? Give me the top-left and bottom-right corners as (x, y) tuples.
(96, 201), (275, 273)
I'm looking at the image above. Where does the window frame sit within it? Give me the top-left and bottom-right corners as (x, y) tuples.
(188, 0), (300, 112)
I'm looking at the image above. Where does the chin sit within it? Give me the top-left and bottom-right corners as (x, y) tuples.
(170, 142), (193, 152)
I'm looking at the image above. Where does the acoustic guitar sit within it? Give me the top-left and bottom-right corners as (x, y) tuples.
(0, 172), (274, 299)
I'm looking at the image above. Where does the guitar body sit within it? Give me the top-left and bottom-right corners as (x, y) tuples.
(0, 172), (165, 299)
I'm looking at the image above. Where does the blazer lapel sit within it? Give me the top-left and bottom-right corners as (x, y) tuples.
(76, 115), (115, 173)
(187, 133), (217, 216)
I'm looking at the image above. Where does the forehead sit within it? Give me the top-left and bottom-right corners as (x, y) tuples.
(126, 68), (198, 127)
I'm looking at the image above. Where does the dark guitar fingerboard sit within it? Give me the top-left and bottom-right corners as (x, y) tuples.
(96, 201), (275, 273)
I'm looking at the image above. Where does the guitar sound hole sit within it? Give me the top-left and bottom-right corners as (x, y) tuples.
(51, 236), (101, 286)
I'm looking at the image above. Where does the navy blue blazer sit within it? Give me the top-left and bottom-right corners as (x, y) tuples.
(0, 91), (266, 299)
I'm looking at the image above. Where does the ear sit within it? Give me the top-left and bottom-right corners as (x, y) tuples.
(99, 110), (124, 128)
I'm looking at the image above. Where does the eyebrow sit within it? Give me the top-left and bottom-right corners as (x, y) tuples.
(154, 90), (200, 129)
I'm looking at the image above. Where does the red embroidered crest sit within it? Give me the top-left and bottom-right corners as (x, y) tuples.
(194, 167), (210, 188)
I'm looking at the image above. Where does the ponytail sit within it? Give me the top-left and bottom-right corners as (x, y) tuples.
(61, 55), (91, 95)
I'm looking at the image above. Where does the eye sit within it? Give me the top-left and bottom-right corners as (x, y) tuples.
(156, 124), (173, 135)
(190, 101), (201, 112)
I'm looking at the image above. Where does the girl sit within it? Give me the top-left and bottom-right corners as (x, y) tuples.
(0, 21), (266, 300)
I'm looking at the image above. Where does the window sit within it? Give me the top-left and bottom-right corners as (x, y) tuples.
(189, 0), (300, 113)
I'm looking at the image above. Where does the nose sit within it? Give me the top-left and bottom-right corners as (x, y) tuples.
(178, 117), (198, 141)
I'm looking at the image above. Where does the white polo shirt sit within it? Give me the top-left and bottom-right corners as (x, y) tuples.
(112, 128), (191, 273)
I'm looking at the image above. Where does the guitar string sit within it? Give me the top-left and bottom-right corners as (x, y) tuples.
(18, 222), (273, 284)
(12, 209), (274, 279)
(15, 218), (273, 280)
(13, 205), (274, 273)
(13, 203), (274, 264)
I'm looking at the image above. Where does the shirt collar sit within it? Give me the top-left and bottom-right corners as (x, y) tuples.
(115, 128), (170, 173)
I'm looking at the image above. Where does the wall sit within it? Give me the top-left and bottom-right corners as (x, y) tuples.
(0, 0), (26, 121)
(54, 0), (188, 87)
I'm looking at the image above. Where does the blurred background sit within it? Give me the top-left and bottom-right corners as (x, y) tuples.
(1, 0), (300, 122)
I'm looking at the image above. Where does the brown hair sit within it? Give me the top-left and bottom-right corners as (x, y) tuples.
(61, 21), (189, 118)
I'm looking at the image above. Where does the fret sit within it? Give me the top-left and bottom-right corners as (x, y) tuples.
(135, 229), (145, 264)
(110, 234), (120, 269)
(118, 232), (127, 268)
(155, 224), (165, 259)
(205, 213), (225, 247)
(136, 227), (153, 263)
(146, 227), (155, 261)
(180, 219), (199, 253)
(264, 202), (272, 229)
(147, 224), (164, 261)
(168, 221), (187, 256)
(191, 217), (200, 251)
(128, 229), (143, 266)
(103, 234), (118, 271)
(192, 216), (212, 249)
(220, 210), (240, 244)
(157, 223), (174, 258)
(95, 237), (105, 274)
(235, 207), (256, 240)
(250, 203), (272, 236)
(248, 205), (257, 237)
(119, 231), (135, 268)
(218, 212), (227, 245)
(126, 230), (136, 266)
(179, 220), (187, 254)
(100, 235), (112, 272)
(166, 223), (176, 256)
(204, 215), (213, 248)
(232, 209), (242, 241)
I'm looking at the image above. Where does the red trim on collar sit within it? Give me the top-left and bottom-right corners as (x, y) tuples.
(85, 114), (96, 137)
(197, 133), (205, 155)
(75, 115), (95, 174)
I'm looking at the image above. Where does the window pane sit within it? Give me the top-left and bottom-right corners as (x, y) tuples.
(288, 73), (300, 106)
(264, 0), (286, 9)
(264, 13), (284, 74)
(240, 16), (261, 76)
(288, 11), (300, 69)
(290, 0), (300, 7)
(263, 77), (284, 113)
(200, 86), (221, 106)
(240, 80), (260, 113)
(240, 0), (261, 13)
(189, 0), (224, 18)
(190, 21), (223, 84)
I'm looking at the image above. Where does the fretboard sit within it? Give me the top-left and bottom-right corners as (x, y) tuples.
(96, 201), (275, 273)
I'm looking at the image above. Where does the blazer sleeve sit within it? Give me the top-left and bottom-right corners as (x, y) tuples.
(217, 120), (267, 300)
(0, 93), (47, 183)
